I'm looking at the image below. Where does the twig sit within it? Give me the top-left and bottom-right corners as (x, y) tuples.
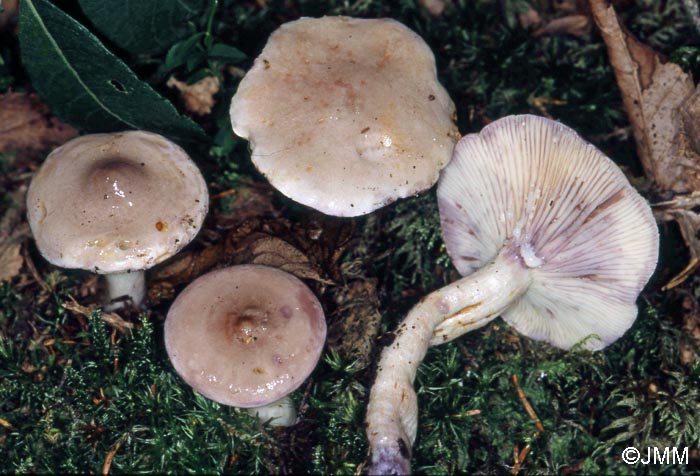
(296, 376), (314, 419)
(512, 374), (545, 433)
(22, 246), (51, 293)
(662, 257), (700, 291)
(212, 189), (237, 199)
(102, 434), (127, 475)
(529, 96), (567, 119)
(511, 374), (545, 474)
(63, 295), (134, 333)
(653, 192), (700, 289)
(513, 446), (532, 474)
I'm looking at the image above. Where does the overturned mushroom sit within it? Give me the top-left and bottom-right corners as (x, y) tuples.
(26, 131), (208, 309)
(164, 264), (326, 426)
(365, 115), (659, 474)
(230, 16), (458, 217)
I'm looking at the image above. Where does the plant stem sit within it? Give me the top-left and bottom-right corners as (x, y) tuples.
(204, 0), (219, 49)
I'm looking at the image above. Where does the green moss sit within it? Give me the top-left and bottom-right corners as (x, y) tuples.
(2, 0), (699, 474)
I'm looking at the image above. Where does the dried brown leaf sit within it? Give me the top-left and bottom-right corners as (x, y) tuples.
(247, 236), (333, 284)
(590, 0), (700, 289)
(150, 215), (346, 300)
(0, 92), (78, 163)
(589, 0), (699, 192)
(0, 187), (29, 283)
(327, 279), (382, 368)
(0, 242), (22, 283)
(166, 76), (220, 116)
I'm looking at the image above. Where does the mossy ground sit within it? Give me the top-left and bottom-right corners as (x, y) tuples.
(2, 0), (700, 474)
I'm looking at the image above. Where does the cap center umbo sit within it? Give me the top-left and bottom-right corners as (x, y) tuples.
(84, 158), (148, 207)
(225, 307), (271, 345)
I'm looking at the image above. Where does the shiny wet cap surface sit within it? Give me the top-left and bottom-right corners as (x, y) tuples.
(27, 131), (208, 274)
(164, 265), (327, 407)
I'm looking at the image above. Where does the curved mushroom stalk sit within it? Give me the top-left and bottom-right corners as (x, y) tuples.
(104, 270), (146, 310)
(245, 395), (297, 427)
(365, 115), (659, 475)
(366, 247), (532, 474)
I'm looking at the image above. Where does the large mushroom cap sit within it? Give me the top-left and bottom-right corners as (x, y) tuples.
(437, 115), (659, 350)
(164, 265), (327, 408)
(230, 16), (458, 217)
(27, 131), (208, 274)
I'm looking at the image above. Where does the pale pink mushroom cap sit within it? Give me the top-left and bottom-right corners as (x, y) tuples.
(437, 115), (659, 350)
(164, 265), (327, 407)
(230, 16), (458, 217)
(26, 131), (208, 274)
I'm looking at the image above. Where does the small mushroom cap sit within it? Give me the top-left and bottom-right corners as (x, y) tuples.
(27, 131), (208, 274)
(164, 265), (327, 408)
(230, 16), (458, 217)
(438, 115), (659, 350)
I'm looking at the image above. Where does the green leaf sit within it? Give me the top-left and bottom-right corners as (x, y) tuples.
(77, 0), (206, 55)
(209, 43), (246, 64)
(19, 0), (206, 144)
(164, 33), (204, 71)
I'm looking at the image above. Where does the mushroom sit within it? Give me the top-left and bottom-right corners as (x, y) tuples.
(365, 115), (659, 474)
(26, 131), (208, 309)
(164, 264), (327, 426)
(230, 16), (458, 217)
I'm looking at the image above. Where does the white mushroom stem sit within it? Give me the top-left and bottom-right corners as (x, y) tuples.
(366, 246), (533, 475)
(245, 395), (297, 427)
(104, 270), (146, 310)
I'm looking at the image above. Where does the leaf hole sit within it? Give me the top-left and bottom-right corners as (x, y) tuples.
(109, 79), (126, 93)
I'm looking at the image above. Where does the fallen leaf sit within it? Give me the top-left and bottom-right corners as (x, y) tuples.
(590, 0), (700, 287)
(0, 92), (78, 164)
(327, 279), (382, 368)
(150, 215), (350, 301)
(246, 236), (333, 284)
(166, 75), (220, 116)
(0, 187), (29, 283)
(589, 0), (699, 192)
(0, 240), (22, 283)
